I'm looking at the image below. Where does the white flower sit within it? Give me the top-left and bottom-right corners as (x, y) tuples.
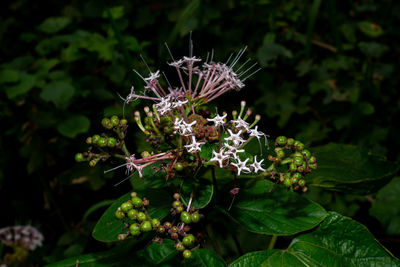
(209, 149), (229, 168)
(168, 59), (184, 68)
(232, 116), (250, 131)
(223, 143), (245, 160)
(251, 156), (265, 173)
(154, 97), (172, 115)
(181, 120), (197, 136)
(172, 99), (188, 108)
(248, 126), (264, 140)
(144, 70), (160, 82)
(185, 136), (204, 153)
(231, 158), (251, 176)
(224, 129), (245, 147)
(207, 113), (227, 128)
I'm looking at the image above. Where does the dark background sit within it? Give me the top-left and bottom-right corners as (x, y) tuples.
(1, 0), (399, 265)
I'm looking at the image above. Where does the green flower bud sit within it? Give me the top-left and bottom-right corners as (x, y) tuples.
(176, 242), (185, 252)
(129, 223), (140, 234)
(301, 149), (311, 159)
(92, 135), (100, 144)
(151, 218), (161, 228)
(176, 206), (184, 213)
(102, 118), (113, 129)
(182, 234), (195, 247)
(283, 177), (292, 187)
(293, 156), (303, 166)
(309, 156), (317, 164)
(298, 179), (306, 187)
(173, 200), (182, 209)
(115, 210), (125, 219)
(141, 151), (151, 158)
(287, 138), (295, 146)
(120, 119), (128, 126)
(289, 162), (297, 171)
(296, 142), (305, 151)
(86, 137), (92, 144)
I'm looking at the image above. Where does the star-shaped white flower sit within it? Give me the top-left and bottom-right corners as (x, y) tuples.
(223, 143), (245, 160)
(248, 126), (264, 140)
(181, 120), (197, 136)
(224, 129), (245, 147)
(172, 99), (188, 108)
(231, 158), (251, 176)
(232, 116), (250, 131)
(207, 113), (227, 128)
(184, 136), (204, 153)
(155, 97), (172, 115)
(250, 156), (265, 173)
(144, 70), (160, 82)
(209, 149), (229, 168)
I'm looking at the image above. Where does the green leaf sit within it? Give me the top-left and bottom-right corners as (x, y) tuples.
(181, 178), (214, 209)
(92, 189), (170, 242)
(358, 42), (388, 59)
(231, 212), (399, 267)
(4, 73), (36, 99)
(370, 177), (400, 235)
(82, 199), (116, 221)
(44, 241), (142, 267)
(102, 6), (125, 20)
(306, 143), (399, 194)
(257, 43), (292, 67)
(57, 115), (90, 138)
(40, 80), (75, 108)
(358, 21), (383, 38)
(184, 249), (226, 267)
(226, 180), (327, 235)
(0, 69), (19, 84)
(144, 239), (178, 265)
(38, 17), (72, 34)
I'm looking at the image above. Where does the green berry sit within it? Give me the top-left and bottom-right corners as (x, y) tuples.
(131, 196), (143, 208)
(176, 206), (184, 213)
(111, 115), (119, 126)
(127, 209), (137, 220)
(75, 153), (85, 162)
(183, 249), (192, 259)
(115, 210), (125, 219)
(309, 156), (316, 164)
(276, 136), (287, 146)
(310, 163), (317, 170)
(120, 119), (128, 126)
(276, 150), (285, 158)
(173, 200), (182, 209)
(180, 212), (192, 224)
(89, 159), (98, 167)
(182, 234), (195, 247)
(298, 179), (306, 187)
(129, 223), (140, 234)
(191, 213), (200, 223)
(176, 242), (185, 251)
(289, 162), (297, 171)
(86, 137), (92, 144)
(107, 137), (117, 147)
(302, 149), (311, 159)
(292, 152), (302, 158)
(287, 138), (294, 146)
(118, 234), (126, 240)
(98, 137), (107, 147)
(302, 187), (309, 193)
(175, 162), (184, 171)
(151, 218), (160, 228)
(283, 177), (292, 187)
(102, 118), (113, 129)
(293, 156), (303, 166)
(296, 142), (305, 151)
(92, 135), (100, 144)
(121, 202), (133, 212)
(291, 173), (302, 183)
(141, 221), (152, 232)
(137, 212), (147, 222)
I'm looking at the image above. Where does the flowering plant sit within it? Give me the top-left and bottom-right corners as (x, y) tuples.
(68, 39), (399, 266)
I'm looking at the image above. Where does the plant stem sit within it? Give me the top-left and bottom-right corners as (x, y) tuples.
(206, 224), (223, 257)
(211, 166), (218, 193)
(268, 235), (277, 250)
(232, 233), (243, 255)
(120, 141), (130, 156)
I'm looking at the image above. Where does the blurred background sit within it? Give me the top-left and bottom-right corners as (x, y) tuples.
(1, 0), (399, 265)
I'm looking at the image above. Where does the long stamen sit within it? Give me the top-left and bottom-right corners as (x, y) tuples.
(114, 173), (135, 187)
(238, 62), (258, 78)
(242, 68), (262, 81)
(230, 46), (247, 68)
(140, 54), (152, 73)
(164, 42), (175, 61)
(235, 58), (251, 72)
(104, 163), (129, 174)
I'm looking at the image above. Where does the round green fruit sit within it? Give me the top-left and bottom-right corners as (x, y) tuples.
(180, 211), (192, 224)
(283, 178), (292, 188)
(98, 137), (107, 147)
(115, 210), (125, 219)
(151, 218), (160, 228)
(176, 206), (184, 213)
(141, 221), (152, 232)
(121, 202), (133, 212)
(302, 149), (311, 159)
(176, 242), (185, 252)
(276, 136), (287, 146)
(191, 213), (200, 223)
(107, 137), (117, 147)
(111, 115), (119, 126)
(298, 179), (306, 187)
(92, 135), (100, 144)
(137, 212), (147, 222)
(183, 250), (192, 259)
(75, 153), (85, 162)
(175, 162), (184, 171)
(293, 156), (303, 166)
(182, 234), (195, 247)
(131, 196), (143, 208)
(129, 223), (140, 234)
(127, 209), (137, 220)
(287, 138), (295, 146)
(173, 200), (182, 208)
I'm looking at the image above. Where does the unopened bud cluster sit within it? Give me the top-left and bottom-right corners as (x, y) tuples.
(0, 225), (44, 251)
(265, 136), (317, 192)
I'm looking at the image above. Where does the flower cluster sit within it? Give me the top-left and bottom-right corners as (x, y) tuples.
(0, 225), (44, 251)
